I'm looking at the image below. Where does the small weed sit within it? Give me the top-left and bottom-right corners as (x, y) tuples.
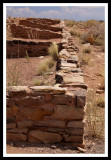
(7, 63), (21, 86)
(25, 51), (30, 63)
(48, 42), (59, 61)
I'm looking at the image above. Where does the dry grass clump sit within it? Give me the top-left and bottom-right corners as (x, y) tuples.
(79, 53), (91, 66)
(70, 29), (81, 37)
(48, 42), (59, 61)
(37, 59), (55, 75)
(86, 89), (105, 139)
(82, 47), (92, 54)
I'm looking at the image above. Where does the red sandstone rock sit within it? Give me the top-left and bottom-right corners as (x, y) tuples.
(7, 123), (16, 129)
(51, 105), (85, 120)
(7, 133), (27, 142)
(67, 121), (84, 128)
(28, 130), (62, 144)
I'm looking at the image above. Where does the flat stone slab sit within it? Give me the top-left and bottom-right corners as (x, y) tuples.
(61, 62), (77, 68)
(63, 73), (84, 84)
(29, 86), (67, 94)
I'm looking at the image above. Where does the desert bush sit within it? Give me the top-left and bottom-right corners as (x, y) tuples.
(37, 59), (54, 75)
(94, 37), (104, 46)
(84, 19), (99, 29)
(86, 89), (105, 139)
(96, 97), (105, 108)
(64, 20), (76, 27)
(7, 63), (21, 86)
(70, 29), (81, 37)
(48, 42), (59, 61)
(82, 47), (92, 53)
(79, 53), (91, 66)
(81, 33), (88, 44)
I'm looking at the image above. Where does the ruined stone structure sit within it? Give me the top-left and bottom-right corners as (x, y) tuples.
(6, 19), (87, 148)
(6, 18), (62, 58)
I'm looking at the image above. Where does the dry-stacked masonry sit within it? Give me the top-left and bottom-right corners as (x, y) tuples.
(6, 19), (87, 148)
(6, 18), (62, 58)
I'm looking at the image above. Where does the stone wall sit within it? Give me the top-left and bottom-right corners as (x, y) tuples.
(6, 20), (87, 147)
(6, 39), (62, 58)
(19, 20), (62, 32)
(7, 86), (86, 147)
(10, 24), (62, 39)
(7, 18), (63, 58)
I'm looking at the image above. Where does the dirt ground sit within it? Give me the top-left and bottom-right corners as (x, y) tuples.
(6, 56), (57, 86)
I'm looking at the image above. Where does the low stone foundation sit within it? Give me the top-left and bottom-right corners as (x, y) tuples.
(7, 86), (86, 147)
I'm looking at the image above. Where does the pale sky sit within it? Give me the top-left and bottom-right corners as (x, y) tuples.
(6, 6), (105, 21)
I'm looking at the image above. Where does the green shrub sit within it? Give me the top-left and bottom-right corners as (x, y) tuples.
(48, 42), (59, 61)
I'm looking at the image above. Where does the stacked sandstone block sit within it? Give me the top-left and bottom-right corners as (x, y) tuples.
(7, 86), (85, 147)
(6, 18), (62, 58)
(9, 18), (62, 39)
